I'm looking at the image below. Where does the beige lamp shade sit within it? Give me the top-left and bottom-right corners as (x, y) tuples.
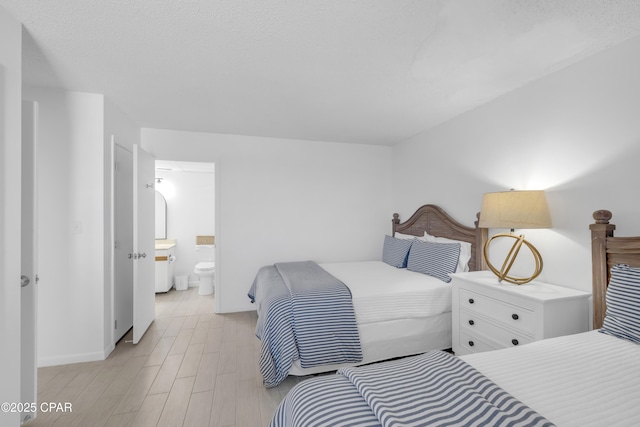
(479, 190), (552, 230)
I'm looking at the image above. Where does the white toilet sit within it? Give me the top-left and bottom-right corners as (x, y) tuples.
(194, 244), (215, 296)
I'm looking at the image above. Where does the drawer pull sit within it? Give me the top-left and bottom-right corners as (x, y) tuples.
(468, 298), (475, 304)
(512, 313), (519, 320)
(468, 320), (475, 326)
(512, 339), (519, 346)
(468, 341), (475, 347)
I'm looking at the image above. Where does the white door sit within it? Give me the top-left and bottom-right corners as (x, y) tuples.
(114, 142), (134, 342)
(21, 101), (38, 424)
(132, 144), (155, 344)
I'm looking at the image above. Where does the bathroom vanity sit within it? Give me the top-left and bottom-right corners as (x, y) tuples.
(155, 239), (176, 293)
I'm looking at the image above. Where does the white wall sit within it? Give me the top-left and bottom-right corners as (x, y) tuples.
(23, 87), (108, 366)
(142, 129), (393, 312)
(393, 34), (640, 295)
(0, 6), (22, 426)
(155, 168), (215, 285)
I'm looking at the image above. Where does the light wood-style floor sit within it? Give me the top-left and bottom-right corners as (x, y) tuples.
(25, 287), (309, 427)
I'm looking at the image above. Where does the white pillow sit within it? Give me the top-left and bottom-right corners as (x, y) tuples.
(394, 231), (427, 241)
(424, 232), (472, 272)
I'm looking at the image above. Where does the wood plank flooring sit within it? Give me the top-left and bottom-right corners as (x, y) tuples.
(25, 287), (309, 427)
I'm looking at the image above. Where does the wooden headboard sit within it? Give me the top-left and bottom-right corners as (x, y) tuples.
(392, 204), (487, 272)
(590, 209), (640, 329)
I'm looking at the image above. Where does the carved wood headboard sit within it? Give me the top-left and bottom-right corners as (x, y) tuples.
(391, 204), (487, 272)
(590, 209), (640, 329)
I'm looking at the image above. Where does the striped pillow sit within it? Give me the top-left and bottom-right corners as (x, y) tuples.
(382, 235), (413, 268)
(600, 264), (640, 344)
(407, 240), (460, 283)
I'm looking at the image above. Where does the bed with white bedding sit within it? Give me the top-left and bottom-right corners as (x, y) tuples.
(270, 209), (640, 426)
(463, 330), (640, 426)
(288, 261), (454, 376)
(249, 204), (486, 386)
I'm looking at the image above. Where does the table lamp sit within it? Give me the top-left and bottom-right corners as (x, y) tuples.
(478, 190), (552, 284)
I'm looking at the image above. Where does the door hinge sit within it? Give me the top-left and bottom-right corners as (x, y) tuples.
(115, 320), (117, 330)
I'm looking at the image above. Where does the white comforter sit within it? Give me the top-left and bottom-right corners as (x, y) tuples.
(462, 330), (640, 426)
(320, 261), (451, 325)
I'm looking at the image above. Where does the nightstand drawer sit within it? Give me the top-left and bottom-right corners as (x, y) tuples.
(460, 289), (536, 334)
(459, 309), (533, 348)
(458, 330), (498, 354)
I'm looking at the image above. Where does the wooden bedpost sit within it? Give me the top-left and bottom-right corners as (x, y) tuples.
(475, 212), (488, 271)
(392, 213), (400, 236)
(590, 210), (614, 330)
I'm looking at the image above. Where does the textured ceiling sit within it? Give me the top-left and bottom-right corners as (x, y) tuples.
(3, 0), (640, 145)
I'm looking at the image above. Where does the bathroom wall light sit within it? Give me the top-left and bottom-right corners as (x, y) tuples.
(155, 178), (175, 199)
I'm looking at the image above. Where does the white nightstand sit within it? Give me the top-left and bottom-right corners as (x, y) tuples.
(451, 271), (591, 356)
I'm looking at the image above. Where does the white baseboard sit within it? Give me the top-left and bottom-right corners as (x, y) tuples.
(103, 343), (116, 359)
(38, 350), (106, 367)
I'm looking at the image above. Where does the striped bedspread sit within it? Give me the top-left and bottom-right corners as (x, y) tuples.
(271, 351), (553, 427)
(249, 261), (362, 387)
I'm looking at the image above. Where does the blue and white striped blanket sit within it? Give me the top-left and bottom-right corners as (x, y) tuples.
(271, 351), (554, 427)
(248, 261), (362, 387)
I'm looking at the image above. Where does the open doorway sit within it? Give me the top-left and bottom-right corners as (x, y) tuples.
(154, 161), (216, 302)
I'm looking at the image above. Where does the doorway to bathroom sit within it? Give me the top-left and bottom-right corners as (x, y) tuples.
(153, 161), (216, 301)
